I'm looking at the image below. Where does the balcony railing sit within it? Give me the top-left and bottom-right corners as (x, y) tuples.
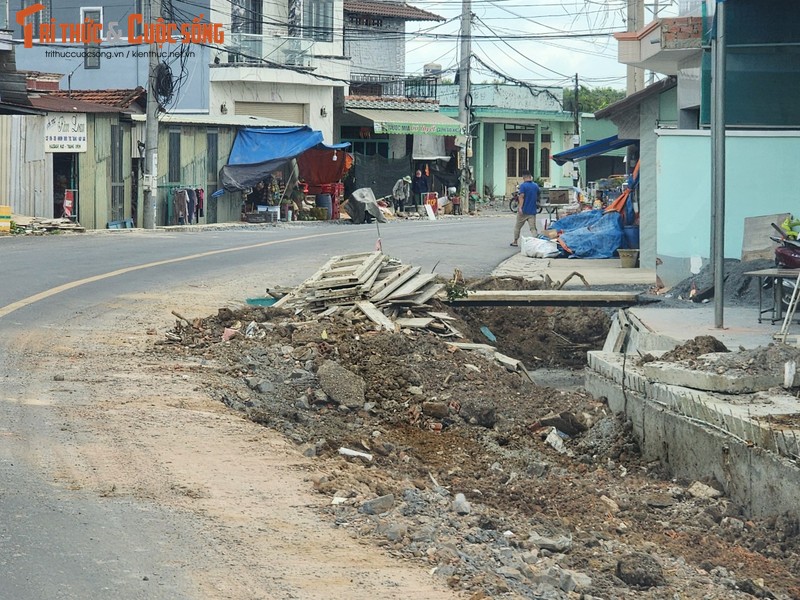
(350, 73), (438, 100)
(226, 33), (314, 68)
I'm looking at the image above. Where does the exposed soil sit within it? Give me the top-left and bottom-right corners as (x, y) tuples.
(155, 282), (800, 600)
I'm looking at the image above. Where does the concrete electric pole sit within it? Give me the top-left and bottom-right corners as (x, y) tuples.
(626, 0), (645, 95)
(457, 0), (471, 208)
(142, 0), (161, 229)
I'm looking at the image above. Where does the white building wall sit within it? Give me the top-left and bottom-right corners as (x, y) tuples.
(345, 19), (405, 75)
(211, 80), (335, 141)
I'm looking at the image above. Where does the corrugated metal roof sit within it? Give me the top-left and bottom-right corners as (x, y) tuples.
(129, 113), (301, 127)
(344, 0), (443, 21)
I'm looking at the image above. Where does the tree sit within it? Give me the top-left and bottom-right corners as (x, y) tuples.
(563, 86), (625, 113)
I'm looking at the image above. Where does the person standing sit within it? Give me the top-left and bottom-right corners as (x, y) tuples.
(392, 175), (412, 212)
(411, 169), (428, 208)
(510, 170), (540, 246)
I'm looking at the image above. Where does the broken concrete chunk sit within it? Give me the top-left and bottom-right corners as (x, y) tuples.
(359, 493), (395, 515)
(527, 532), (572, 553)
(318, 360), (366, 409)
(688, 481), (723, 500)
(452, 493), (472, 515)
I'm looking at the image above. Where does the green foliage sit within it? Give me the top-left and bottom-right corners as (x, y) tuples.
(445, 269), (469, 301)
(563, 86), (625, 113)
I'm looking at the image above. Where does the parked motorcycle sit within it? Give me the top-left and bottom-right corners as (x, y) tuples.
(770, 223), (800, 307)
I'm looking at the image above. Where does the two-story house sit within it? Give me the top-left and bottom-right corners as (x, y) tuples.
(600, 0), (800, 285)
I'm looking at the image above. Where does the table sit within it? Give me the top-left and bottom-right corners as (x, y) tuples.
(743, 268), (800, 323)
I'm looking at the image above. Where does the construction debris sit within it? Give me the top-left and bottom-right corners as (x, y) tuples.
(10, 215), (85, 233)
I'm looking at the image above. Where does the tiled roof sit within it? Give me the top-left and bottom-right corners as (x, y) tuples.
(344, 0), (443, 21)
(29, 95), (124, 113)
(48, 87), (146, 110)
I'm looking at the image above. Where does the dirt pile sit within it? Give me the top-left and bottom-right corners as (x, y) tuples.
(669, 258), (775, 305)
(157, 299), (800, 600)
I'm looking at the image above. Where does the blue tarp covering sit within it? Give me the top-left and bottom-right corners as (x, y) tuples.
(550, 209), (624, 258)
(221, 126), (349, 191)
(552, 135), (638, 166)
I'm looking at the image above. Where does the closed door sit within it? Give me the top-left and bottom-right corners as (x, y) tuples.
(505, 141), (530, 197)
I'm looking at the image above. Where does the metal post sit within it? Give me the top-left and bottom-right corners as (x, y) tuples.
(711, 0), (726, 327)
(458, 0), (471, 208)
(572, 73), (580, 187)
(142, 0), (161, 229)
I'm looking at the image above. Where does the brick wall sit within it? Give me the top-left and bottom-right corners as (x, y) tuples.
(661, 17), (703, 49)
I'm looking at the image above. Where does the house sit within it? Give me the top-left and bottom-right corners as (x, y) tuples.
(437, 83), (580, 199)
(8, 1), (348, 141)
(208, 0), (350, 142)
(604, 0), (800, 286)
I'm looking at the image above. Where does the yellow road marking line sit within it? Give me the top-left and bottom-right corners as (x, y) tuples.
(0, 230), (357, 319)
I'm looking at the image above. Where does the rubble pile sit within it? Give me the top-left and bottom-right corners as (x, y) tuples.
(158, 258), (800, 600)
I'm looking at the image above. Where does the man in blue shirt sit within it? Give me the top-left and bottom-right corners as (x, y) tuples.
(510, 170), (540, 246)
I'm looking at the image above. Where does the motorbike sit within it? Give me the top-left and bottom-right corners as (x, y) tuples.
(770, 223), (800, 307)
(508, 188), (520, 213)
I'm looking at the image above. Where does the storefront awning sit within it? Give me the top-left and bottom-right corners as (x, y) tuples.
(221, 126), (349, 191)
(552, 135), (638, 166)
(348, 108), (465, 136)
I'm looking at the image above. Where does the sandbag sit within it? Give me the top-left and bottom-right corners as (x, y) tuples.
(520, 236), (560, 258)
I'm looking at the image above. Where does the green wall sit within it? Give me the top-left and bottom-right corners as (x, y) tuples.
(656, 131), (800, 261)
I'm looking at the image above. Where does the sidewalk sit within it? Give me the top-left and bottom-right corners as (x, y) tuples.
(493, 252), (656, 288)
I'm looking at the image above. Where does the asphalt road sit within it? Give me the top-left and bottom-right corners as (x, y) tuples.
(0, 216), (515, 599)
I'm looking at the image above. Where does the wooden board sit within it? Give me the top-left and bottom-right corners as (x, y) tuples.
(395, 317), (434, 329)
(412, 283), (445, 306)
(355, 301), (397, 331)
(445, 290), (644, 306)
(384, 273), (438, 301)
(370, 266), (421, 303)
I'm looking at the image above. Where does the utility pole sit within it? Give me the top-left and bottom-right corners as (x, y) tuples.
(142, 0), (161, 229)
(626, 0), (645, 95)
(457, 0), (471, 208)
(571, 73), (580, 187)
(711, 0), (727, 327)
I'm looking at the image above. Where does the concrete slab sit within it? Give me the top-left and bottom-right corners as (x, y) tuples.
(586, 351), (800, 517)
(493, 253), (656, 288)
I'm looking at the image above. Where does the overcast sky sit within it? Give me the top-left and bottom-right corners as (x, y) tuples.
(404, 0), (682, 91)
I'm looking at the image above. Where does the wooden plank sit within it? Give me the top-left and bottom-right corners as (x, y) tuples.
(359, 260), (385, 293)
(412, 283), (445, 306)
(352, 252), (385, 281)
(355, 301), (397, 331)
(370, 266), (421, 303)
(447, 342), (496, 352)
(370, 264), (413, 297)
(384, 273), (437, 301)
(395, 317), (434, 329)
(427, 311), (456, 321)
(445, 290), (644, 306)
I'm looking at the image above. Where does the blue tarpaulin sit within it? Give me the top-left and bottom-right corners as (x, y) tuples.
(221, 126), (349, 191)
(552, 135), (638, 166)
(550, 209), (624, 258)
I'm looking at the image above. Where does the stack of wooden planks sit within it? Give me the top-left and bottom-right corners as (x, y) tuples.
(272, 251), (451, 333)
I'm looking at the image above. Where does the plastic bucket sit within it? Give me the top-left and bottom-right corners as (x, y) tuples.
(623, 225), (640, 249)
(618, 249), (639, 268)
(315, 194), (332, 220)
(0, 205), (10, 234)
